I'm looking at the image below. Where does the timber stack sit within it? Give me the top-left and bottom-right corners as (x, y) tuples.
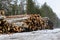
(23, 14), (53, 31)
(0, 17), (25, 34)
(0, 14), (53, 34)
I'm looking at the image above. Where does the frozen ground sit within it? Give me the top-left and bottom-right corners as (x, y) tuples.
(0, 28), (60, 40)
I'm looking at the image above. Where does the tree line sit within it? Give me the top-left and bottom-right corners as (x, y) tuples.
(0, 0), (60, 27)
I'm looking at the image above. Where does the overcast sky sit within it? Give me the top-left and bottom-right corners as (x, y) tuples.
(36, 0), (60, 18)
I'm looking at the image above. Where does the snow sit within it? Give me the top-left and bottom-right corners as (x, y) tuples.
(0, 28), (60, 40)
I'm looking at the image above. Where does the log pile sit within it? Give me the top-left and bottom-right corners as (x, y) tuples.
(0, 18), (25, 34)
(23, 14), (44, 31)
(23, 14), (53, 31)
(0, 14), (53, 34)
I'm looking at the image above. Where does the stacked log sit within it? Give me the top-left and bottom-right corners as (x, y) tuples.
(0, 18), (25, 34)
(23, 14), (44, 31)
(23, 14), (53, 31)
(0, 14), (53, 34)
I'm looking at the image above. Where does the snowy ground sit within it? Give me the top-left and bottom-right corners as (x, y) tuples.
(0, 28), (60, 40)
